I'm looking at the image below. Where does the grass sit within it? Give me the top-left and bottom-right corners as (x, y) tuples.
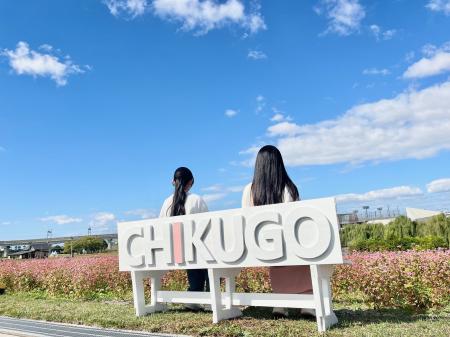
(0, 293), (449, 337)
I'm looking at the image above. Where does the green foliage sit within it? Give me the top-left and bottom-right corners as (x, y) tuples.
(341, 214), (450, 251)
(63, 237), (108, 254)
(416, 214), (450, 247)
(340, 223), (385, 246)
(348, 236), (447, 252)
(383, 216), (416, 240)
(2, 293), (450, 337)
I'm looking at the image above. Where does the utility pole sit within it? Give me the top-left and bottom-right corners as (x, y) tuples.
(47, 230), (52, 243)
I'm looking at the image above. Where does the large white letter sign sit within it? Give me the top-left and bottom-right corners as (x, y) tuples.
(118, 198), (342, 270)
(118, 197), (343, 333)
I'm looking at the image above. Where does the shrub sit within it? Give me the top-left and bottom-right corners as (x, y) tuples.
(348, 236), (447, 252)
(416, 214), (450, 247)
(63, 237), (108, 254)
(341, 215), (450, 250)
(332, 250), (450, 310)
(1, 251), (449, 310)
(0, 256), (131, 300)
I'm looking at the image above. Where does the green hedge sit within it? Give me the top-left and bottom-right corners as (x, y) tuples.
(341, 214), (450, 251)
(348, 236), (447, 252)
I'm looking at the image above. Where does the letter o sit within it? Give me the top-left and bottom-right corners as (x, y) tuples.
(285, 207), (332, 259)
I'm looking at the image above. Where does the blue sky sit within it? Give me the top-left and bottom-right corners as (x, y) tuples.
(1, 0), (450, 239)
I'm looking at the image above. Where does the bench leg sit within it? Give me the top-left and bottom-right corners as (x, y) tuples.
(208, 268), (242, 323)
(131, 270), (167, 316)
(310, 265), (338, 332)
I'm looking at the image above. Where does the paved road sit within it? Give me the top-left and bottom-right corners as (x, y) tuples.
(0, 316), (189, 337)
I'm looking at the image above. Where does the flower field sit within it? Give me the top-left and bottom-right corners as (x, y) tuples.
(0, 250), (449, 310)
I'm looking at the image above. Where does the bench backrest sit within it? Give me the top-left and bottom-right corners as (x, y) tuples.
(118, 197), (343, 271)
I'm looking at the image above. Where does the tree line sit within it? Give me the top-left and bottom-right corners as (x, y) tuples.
(340, 214), (450, 251)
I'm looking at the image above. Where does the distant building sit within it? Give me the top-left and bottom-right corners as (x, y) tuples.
(366, 218), (396, 225)
(337, 213), (360, 226)
(405, 208), (442, 222)
(7, 243), (50, 259)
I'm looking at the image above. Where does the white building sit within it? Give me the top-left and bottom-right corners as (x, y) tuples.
(405, 208), (442, 222)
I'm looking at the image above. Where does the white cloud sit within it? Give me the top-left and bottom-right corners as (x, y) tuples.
(267, 122), (302, 137)
(270, 110), (292, 123)
(202, 184), (244, 193)
(201, 184), (244, 203)
(225, 109), (237, 117)
(227, 185), (245, 193)
(427, 178), (450, 193)
(362, 68), (390, 76)
(426, 0), (450, 15)
(40, 215), (82, 225)
(202, 193), (228, 203)
(382, 29), (396, 40)
(104, 0), (147, 17)
(1, 41), (86, 86)
(247, 50), (267, 60)
(423, 42), (450, 57)
(90, 212), (116, 233)
(403, 51), (450, 79)
(315, 0), (365, 36)
(152, 0), (266, 35)
(336, 186), (423, 203)
(369, 24), (380, 35)
(271, 113), (284, 122)
(124, 208), (157, 219)
(369, 24), (396, 41)
(243, 81), (450, 166)
(255, 94), (265, 113)
(39, 44), (53, 52)
(202, 184), (222, 192)
(405, 51), (415, 63)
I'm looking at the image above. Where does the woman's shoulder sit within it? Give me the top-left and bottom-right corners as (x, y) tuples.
(186, 193), (208, 213)
(162, 194), (173, 205)
(241, 183), (253, 207)
(186, 193), (203, 202)
(243, 183), (252, 194)
(186, 193), (207, 207)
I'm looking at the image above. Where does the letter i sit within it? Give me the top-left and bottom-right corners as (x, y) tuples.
(172, 222), (185, 264)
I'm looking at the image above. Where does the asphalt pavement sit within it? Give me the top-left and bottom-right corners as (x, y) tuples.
(0, 316), (189, 337)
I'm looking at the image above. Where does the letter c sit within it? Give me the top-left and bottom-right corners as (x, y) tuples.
(124, 226), (145, 267)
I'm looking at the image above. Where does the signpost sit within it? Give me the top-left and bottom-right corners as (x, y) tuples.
(118, 197), (343, 332)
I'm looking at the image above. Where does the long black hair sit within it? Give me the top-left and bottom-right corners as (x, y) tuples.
(169, 167), (194, 216)
(251, 145), (299, 206)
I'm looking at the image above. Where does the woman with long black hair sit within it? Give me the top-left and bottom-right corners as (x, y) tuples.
(159, 167), (209, 311)
(241, 145), (314, 318)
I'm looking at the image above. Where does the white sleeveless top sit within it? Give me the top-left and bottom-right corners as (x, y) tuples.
(241, 183), (298, 207)
(159, 193), (208, 218)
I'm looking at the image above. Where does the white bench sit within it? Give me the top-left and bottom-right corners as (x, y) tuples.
(118, 197), (343, 332)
